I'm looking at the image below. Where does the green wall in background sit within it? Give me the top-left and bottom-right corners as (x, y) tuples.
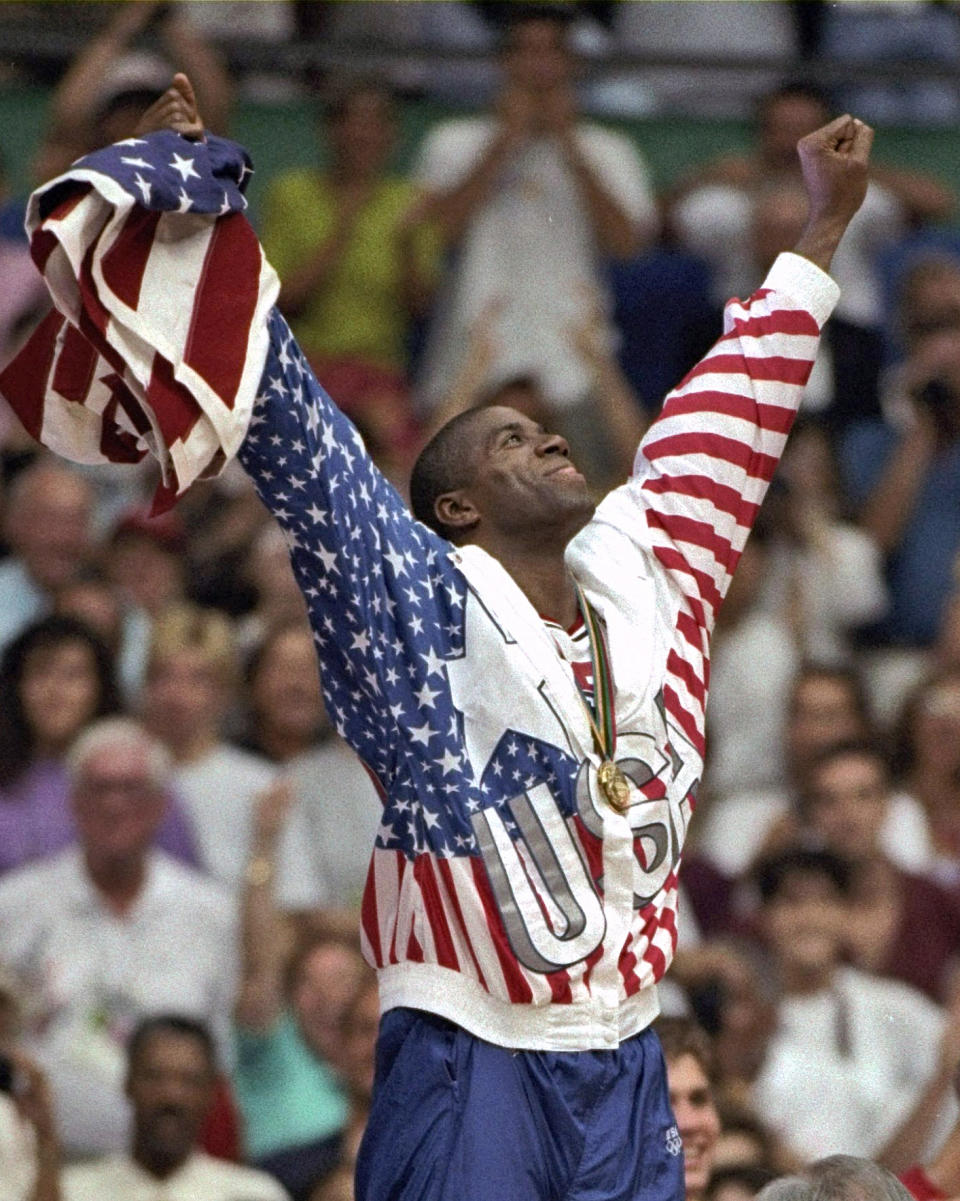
(2, 85), (958, 233)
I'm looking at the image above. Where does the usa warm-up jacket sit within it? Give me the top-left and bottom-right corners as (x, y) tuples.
(2, 133), (839, 1052)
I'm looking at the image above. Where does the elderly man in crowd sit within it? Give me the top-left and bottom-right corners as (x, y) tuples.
(0, 717), (237, 1157)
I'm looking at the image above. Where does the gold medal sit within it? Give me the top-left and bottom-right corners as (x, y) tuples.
(597, 760), (631, 813)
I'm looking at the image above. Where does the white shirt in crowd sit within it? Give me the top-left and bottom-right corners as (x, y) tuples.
(673, 181), (902, 329)
(0, 849), (236, 1157)
(696, 786), (933, 880)
(172, 743), (316, 908)
(753, 965), (954, 1159)
(286, 735), (385, 909)
(62, 1151), (289, 1201)
(414, 117), (656, 408)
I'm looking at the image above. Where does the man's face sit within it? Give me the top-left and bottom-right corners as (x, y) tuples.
(807, 754), (889, 861)
(787, 677), (863, 774)
(127, 1031), (213, 1169)
(667, 1053), (721, 1199)
(447, 406), (594, 546)
(763, 871), (845, 976)
(759, 94), (829, 168)
(503, 18), (572, 93)
(329, 90), (396, 176)
(9, 469), (92, 593)
(72, 742), (165, 867)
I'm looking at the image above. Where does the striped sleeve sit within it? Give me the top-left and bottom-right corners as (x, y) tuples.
(632, 251), (839, 634)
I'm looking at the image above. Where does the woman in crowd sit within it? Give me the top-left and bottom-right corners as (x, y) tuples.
(0, 614), (195, 874)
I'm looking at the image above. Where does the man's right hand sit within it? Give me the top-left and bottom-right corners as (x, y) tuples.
(134, 71), (204, 140)
(793, 114), (874, 274)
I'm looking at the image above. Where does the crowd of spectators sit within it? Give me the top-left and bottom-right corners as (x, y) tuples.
(4, 2), (960, 1199)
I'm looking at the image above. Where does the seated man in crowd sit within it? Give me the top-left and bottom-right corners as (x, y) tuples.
(801, 739), (960, 1003)
(0, 717), (237, 1157)
(750, 847), (957, 1162)
(60, 1014), (288, 1200)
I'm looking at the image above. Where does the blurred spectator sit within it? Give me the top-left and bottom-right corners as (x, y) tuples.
(892, 668), (960, 890)
(702, 528), (799, 802)
(0, 965), (60, 1201)
(843, 255), (960, 650)
(175, 465), (266, 619)
(669, 941), (777, 1106)
(234, 529), (310, 659)
(412, 5), (656, 436)
(0, 459), (94, 653)
(426, 290), (647, 491)
(819, 2), (960, 127)
(53, 571), (151, 702)
(233, 621), (382, 925)
(234, 782), (365, 1201)
(655, 1016), (722, 1201)
(750, 847), (956, 1161)
(746, 185), (886, 437)
(757, 1155), (918, 1201)
(47, 0), (232, 154)
(670, 81), (953, 332)
(0, 717), (237, 1157)
(304, 971), (379, 1200)
(61, 1014), (288, 1200)
(262, 77), (436, 484)
(698, 664), (930, 878)
(105, 507), (188, 622)
(142, 604), (315, 904)
(802, 739), (959, 1002)
(758, 424), (888, 665)
(712, 1102), (788, 1175)
(0, 616), (196, 876)
(238, 621), (328, 764)
(708, 1165), (778, 1201)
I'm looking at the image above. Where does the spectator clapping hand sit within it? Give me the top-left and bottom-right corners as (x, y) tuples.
(134, 72), (204, 141)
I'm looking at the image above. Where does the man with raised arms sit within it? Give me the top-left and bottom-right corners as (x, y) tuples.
(1, 73), (872, 1201)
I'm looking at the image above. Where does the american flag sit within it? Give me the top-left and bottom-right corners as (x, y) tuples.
(0, 131), (277, 511)
(0, 129), (836, 1048)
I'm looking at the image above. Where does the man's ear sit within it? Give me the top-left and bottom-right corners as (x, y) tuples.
(434, 489), (480, 536)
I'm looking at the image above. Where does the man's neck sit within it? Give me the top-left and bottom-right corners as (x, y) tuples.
(495, 544), (579, 628)
(165, 728), (218, 765)
(779, 960), (835, 997)
(85, 853), (147, 917)
(132, 1139), (189, 1181)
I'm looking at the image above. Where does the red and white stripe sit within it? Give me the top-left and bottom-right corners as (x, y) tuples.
(0, 168), (277, 509)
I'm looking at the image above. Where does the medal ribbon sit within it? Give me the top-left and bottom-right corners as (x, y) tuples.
(573, 583), (618, 763)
